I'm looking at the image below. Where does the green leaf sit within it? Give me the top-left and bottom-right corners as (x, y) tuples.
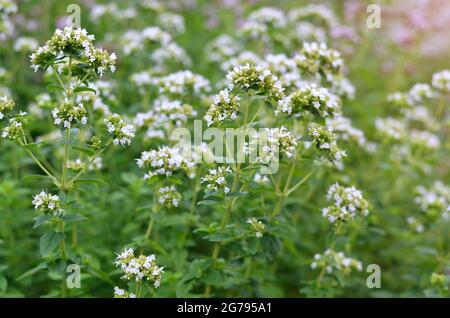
(74, 86), (96, 94)
(40, 232), (65, 257)
(61, 214), (87, 224)
(22, 175), (54, 183)
(208, 232), (234, 242)
(17, 262), (47, 281)
(47, 84), (64, 92)
(197, 200), (220, 206)
(33, 215), (53, 229)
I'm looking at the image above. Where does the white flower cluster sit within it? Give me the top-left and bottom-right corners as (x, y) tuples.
(247, 7), (286, 29)
(276, 84), (339, 118)
(288, 4), (338, 29)
(151, 43), (192, 70)
(157, 185), (182, 208)
(326, 116), (367, 148)
(247, 217), (265, 238)
(115, 248), (164, 288)
(205, 35), (241, 64)
(204, 89), (240, 127)
(13, 37), (39, 52)
(154, 70), (211, 97)
(432, 69), (450, 93)
(201, 166), (232, 194)
(294, 42), (343, 76)
(387, 92), (412, 108)
(134, 97), (197, 129)
(90, 3), (136, 21)
(262, 54), (304, 90)
(30, 27), (116, 77)
(121, 26), (171, 55)
(1, 118), (24, 140)
(227, 64), (284, 101)
(135, 97), (196, 138)
(32, 190), (64, 216)
(113, 286), (136, 298)
(52, 100), (87, 128)
(136, 146), (195, 180)
(329, 76), (355, 100)
(407, 217), (424, 234)
(293, 22), (326, 42)
(104, 114), (135, 146)
(409, 130), (440, 150)
(321, 183), (369, 224)
(221, 51), (263, 72)
(67, 158), (85, 171)
(0, 0), (17, 41)
(415, 181), (449, 219)
(238, 20), (268, 41)
(257, 126), (298, 163)
(308, 124), (346, 162)
(156, 12), (185, 34)
(375, 117), (406, 140)
(311, 249), (363, 275)
(253, 173), (269, 185)
(0, 95), (15, 120)
(407, 83), (434, 104)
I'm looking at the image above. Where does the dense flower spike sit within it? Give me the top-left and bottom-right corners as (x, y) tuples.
(205, 35), (241, 64)
(321, 183), (369, 224)
(431, 70), (450, 92)
(32, 191), (64, 216)
(1, 118), (24, 140)
(311, 249), (362, 275)
(115, 248), (164, 288)
(247, 7), (286, 29)
(104, 114), (135, 146)
(276, 84), (339, 118)
(227, 64), (284, 100)
(136, 146), (195, 180)
(375, 117), (406, 141)
(0, 95), (15, 119)
(415, 182), (449, 219)
(326, 116), (367, 148)
(157, 185), (182, 208)
(407, 83), (434, 104)
(52, 100), (87, 128)
(154, 70), (210, 97)
(30, 27), (116, 77)
(257, 126), (298, 163)
(308, 124), (346, 162)
(204, 89), (240, 127)
(295, 42), (343, 76)
(247, 217), (265, 238)
(0, 0), (17, 41)
(201, 166), (232, 194)
(113, 287), (136, 298)
(13, 37), (38, 52)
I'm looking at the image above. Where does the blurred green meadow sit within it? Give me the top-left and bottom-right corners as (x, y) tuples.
(0, 0), (449, 297)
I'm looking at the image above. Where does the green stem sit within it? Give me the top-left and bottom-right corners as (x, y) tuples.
(61, 128), (71, 190)
(18, 139), (61, 187)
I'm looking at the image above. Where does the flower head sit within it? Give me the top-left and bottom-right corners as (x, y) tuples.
(104, 114), (135, 146)
(201, 166), (232, 194)
(227, 64), (284, 101)
(247, 217), (265, 238)
(32, 190), (64, 216)
(115, 248), (164, 288)
(136, 146), (195, 180)
(321, 183), (369, 224)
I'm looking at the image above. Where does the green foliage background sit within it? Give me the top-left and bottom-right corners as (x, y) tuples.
(0, 0), (449, 297)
